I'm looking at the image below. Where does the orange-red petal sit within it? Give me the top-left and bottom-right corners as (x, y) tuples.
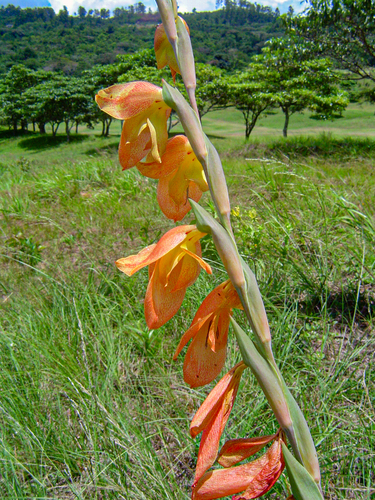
(157, 175), (203, 221)
(192, 364), (247, 486)
(174, 281), (241, 386)
(171, 240), (209, 291)
(190, 362), (246, 439)
(145, 258), (187, 329)
(96, 81), (171, 169)
(96, 81), (163, 120)
(137, 135), (188, 179)
(193, 401), (226, 485)
(183, 312), (230, 388)
(154, 22), (181, 81)
(192, 435), (285, 500)
(119, 121), (151, 170)
(218, 434), (277, 468)
(116, 225), (210, 329)
(116, 244), (157, 276)
(115, 225), (196, 276)
(173, 313), (210, 360)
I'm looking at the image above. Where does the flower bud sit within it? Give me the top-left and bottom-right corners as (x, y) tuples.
(155, 0), (177, 45)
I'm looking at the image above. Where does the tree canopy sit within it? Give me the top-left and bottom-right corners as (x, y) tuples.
(285, 0), (375, 82)
(0, 2), (283, 76)
(230, 37), (349, 137)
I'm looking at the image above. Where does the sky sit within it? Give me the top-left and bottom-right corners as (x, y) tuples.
(0, 0), (307, 14)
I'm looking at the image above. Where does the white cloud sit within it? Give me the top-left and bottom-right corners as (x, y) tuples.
(177, 0), (215, 13)
(14, 0), (306, 14)
(48, 0), (147, 15)
(256, 0), (307, 13)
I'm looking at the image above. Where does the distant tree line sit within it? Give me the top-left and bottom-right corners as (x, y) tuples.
(0, 40), (350, 140)
(0, 50), (161, 141)
(0, 1), (283, 76)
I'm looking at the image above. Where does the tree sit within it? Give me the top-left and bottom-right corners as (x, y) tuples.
(0, 65), (43, 133)
(192, 64), (232, 117)
(249, 38), (349, 137)
(228, 75), (275, 138)
(285, 0), (375, 82)
(100, 8), (110, 19)
(23, 76), (93, 141)
(134, 2), (146, 14)
(78, 6), (87, 18)
(57, 5), (69, 24)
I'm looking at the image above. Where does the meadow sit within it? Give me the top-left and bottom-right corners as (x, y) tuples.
(0, 104), (374, 499)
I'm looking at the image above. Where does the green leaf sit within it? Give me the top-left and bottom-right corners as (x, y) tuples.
(230, 317), (292, 428)
(282, 385), (321, 485)
(282, 443), (324, 500)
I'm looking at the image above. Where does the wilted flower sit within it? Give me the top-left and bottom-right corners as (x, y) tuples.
(174, 280), (242, 387)
(138, 135), (208, 221)
(193, 432), (285, 500)
(95, 81), (171, 169)
(190, 362), (247, 486)
(116, 225), (211, 329)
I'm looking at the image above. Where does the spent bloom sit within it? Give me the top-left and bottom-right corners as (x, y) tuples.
(190, 362), (247, 486)
(138, 135), (209, 222)
(116, 225), (211, 329)
(193, 432), (285, 500)
(174, 279), (242, 387)
(95, 81), (171, 169)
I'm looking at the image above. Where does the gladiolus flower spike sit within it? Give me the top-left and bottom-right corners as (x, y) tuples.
(97, 0), (325, 498)
(116, 225), (211, 330)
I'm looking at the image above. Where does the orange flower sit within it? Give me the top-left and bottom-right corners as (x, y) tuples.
(138, 135), (209, 222)
(154, 18), (190, 81)
(192, 432), (285, 500)
(95, 81), (171, 170)
(173, 280), (242, 387)
(116, 225), (212, 329)
(190, 362), (247, 486)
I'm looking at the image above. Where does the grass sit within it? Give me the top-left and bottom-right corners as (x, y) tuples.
(0, 118), (374, 499)
(200, 102), (375, 139)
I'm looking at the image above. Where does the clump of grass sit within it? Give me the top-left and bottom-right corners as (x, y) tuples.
(226, 156), (374, 322)
(229, 133), (375, 162)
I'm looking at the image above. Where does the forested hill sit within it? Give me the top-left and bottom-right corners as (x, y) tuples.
(0, 2), (283, 76)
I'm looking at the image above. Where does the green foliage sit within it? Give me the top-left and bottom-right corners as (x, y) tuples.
(228, 75), (276, 138)
(285, 0), (375, 82)
(0, 64), (50, 132)
(6, 232), (44, 266)
(195, 64), (232, 116)
(23, 75), (93, 140)
(239, 37), (349, 137)
(0, 2), (283, 76)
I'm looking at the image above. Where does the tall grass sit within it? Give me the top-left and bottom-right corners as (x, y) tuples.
(0, 133), (374, 498)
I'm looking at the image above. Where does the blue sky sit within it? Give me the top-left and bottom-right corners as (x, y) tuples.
(0, 0), (306, 15)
